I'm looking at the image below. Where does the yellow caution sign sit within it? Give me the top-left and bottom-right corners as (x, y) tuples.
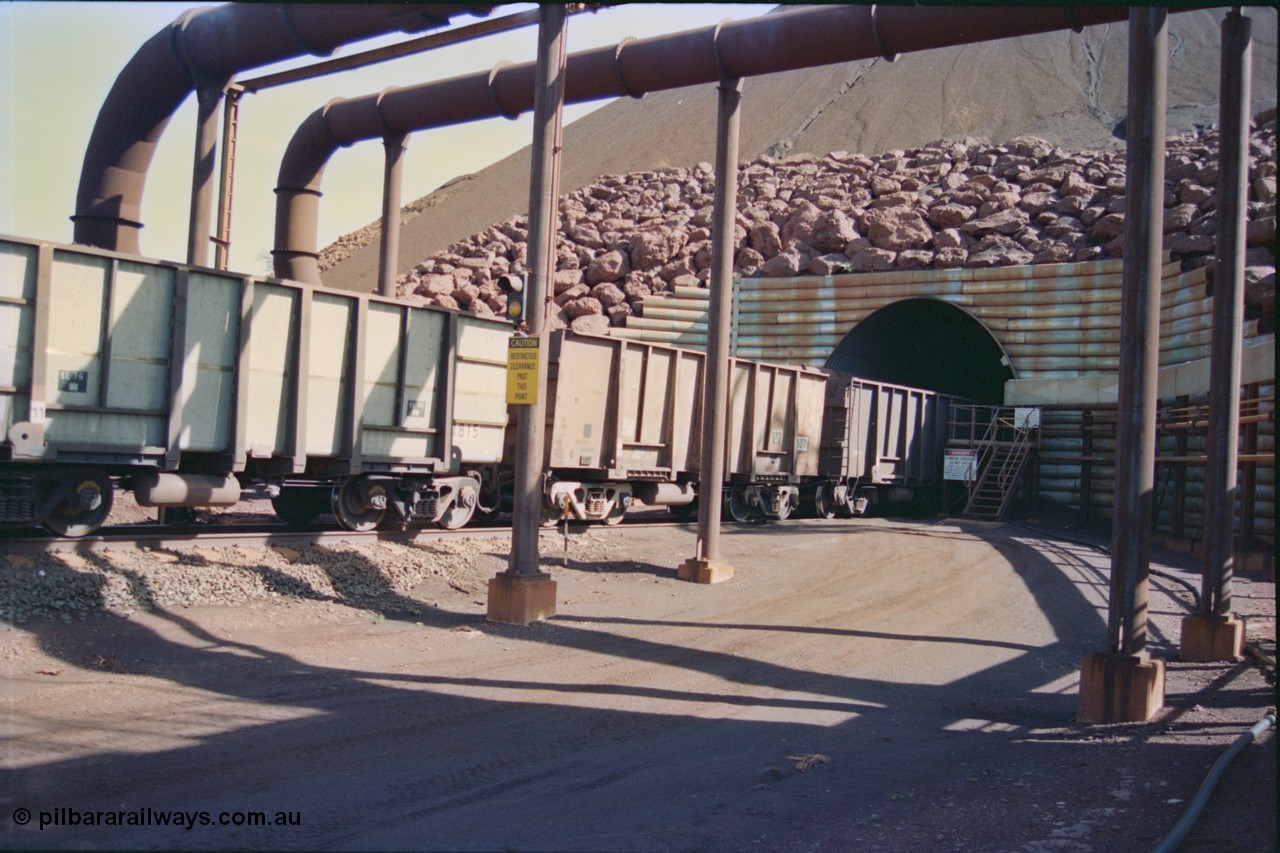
(506, 335), (540, 405)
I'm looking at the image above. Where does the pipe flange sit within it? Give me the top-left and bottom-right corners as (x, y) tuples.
(374, 87), (409, 143)
(613, 38), (645, 100)
(710, 21), (732, 83)
(869, 5), (901, 63)
(170, 8), (231, 91)
(315, 99), (354, 149)
(487, 61), (522, 119)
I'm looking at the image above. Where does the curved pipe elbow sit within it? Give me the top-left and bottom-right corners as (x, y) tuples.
(272, 106), (352, 285)
(73, 4), (495, 253)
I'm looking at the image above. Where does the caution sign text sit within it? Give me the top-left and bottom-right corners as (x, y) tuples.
(506, 336), (540, 405)
(944, 448), (978, 482)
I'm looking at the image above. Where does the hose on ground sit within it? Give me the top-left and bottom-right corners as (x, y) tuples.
(1150, 709), (1277, 853)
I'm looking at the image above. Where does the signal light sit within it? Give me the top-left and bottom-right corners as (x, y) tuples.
(497, 273), (526, 324)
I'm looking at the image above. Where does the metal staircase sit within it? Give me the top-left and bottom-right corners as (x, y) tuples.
(961, 410), (1036, 520)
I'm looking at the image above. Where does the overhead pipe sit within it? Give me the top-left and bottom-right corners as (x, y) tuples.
(271, 4), (1141, 285)
(72, 3), (495, 254)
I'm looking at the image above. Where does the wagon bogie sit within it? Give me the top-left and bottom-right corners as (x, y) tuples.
(722, 483), (797, 522)
(545, 479), (633, 524)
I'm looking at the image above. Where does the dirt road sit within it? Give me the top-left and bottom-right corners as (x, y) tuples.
(2, 518), (1274, 851)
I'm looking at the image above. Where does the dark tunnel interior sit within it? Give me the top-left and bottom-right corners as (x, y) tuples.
(824, 298), (1015, 403)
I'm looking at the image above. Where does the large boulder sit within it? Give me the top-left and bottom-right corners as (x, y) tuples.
(862, 207), (933, 251)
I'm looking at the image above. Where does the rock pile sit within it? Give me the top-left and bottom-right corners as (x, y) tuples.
(391, 113), (1277, 334)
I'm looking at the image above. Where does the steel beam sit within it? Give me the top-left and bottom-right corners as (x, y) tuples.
(212, 86), (242, 271)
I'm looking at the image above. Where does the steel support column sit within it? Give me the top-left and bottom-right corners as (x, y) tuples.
(1180, 8), (1251, 661)
(1079, 7), (1168, 723)
(1107, 7), (1168, 658)
(213, 86), (242, 271)
(1201, 9), (1251, 615)
(186, 84), (222, 267)
(490, 5), (566, 624)
(678, 74), (742, 586)
(377, 133), (408, 297)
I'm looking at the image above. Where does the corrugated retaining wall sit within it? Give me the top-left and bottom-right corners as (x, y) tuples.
(614, 256), (1275, 546)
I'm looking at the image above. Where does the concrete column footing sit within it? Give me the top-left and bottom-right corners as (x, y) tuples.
(487, 572), (557, 625)
(677, 558), (735, 584)
(1180, 613), (1245, 661)
(1077, 652), (1166, 723)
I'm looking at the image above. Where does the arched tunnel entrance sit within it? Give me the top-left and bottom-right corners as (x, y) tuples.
(824, 298), (1015, 402)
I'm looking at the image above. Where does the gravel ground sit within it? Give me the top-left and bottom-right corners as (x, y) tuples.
(2, 517), (1274, 852)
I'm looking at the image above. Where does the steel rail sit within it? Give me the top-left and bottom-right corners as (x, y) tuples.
(0, 517), (684, 556)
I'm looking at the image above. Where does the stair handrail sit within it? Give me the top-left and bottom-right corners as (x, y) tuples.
(961, 406), (1037, 518)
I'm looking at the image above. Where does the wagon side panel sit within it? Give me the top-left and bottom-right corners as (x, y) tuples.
(452, 316), (511, 465)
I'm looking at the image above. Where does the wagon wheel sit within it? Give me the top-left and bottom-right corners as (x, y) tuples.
(812, 483), (838, 520)
(272, 488), (327, 528)
(436, 484), (478, 530)
(723, 488), (754, 523)
(42, 471), (113, 538)
(540, 506), (565, 528)
(331, 478), (387, 532)
(602, 501), (627, 526)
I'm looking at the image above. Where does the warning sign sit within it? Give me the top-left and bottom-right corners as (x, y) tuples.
(944, 448), (978, 482)
(506, 336), (540, 405)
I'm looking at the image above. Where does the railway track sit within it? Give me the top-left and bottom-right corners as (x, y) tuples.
(0, 513), (684, 556)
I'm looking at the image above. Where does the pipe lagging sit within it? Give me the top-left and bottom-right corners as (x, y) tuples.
(1151, 710), (1277, 853)
(271, 3), (1140, 284)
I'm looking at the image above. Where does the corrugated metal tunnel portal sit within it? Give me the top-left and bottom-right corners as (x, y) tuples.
(823, 298), (1015, 403)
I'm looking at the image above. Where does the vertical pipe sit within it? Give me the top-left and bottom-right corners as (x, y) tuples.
(692, 75), (744, 564)
(213, 87), (242, 272)
(508, 4), (567, 576)
(1106, 7), (1167, 657)
(1202, 9), (1251, 615)
(377, 133), (408, 297)
(187, 84), (222, 267)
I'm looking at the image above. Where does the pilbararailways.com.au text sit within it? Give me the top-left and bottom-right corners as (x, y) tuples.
(15, 806), (301, 831)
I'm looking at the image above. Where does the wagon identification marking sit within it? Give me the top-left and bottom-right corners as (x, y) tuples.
(58, 370), (88, 393)
(506, 335), (540, 405)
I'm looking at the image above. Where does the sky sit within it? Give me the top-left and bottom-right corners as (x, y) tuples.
(0, 2), (771, 274)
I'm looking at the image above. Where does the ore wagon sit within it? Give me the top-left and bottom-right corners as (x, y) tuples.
(812, 374), (959, 517)
(0, 236), (510, 535)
